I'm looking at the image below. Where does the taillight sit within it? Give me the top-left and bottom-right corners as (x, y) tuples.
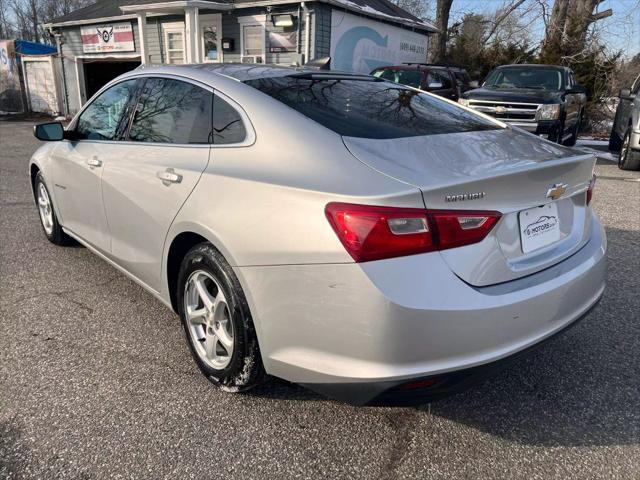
(587, 174), (596, 205)
(325, 202), (501, 262)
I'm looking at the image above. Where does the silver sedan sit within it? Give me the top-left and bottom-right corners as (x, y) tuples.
(29, 64), (606, 405)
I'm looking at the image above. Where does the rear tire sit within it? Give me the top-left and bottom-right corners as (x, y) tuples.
(176, 243), (265, 392)
(34, 172), (71, 245)
(618, 127), (640, 171)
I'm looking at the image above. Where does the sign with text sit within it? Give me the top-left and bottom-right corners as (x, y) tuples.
(330, 11), (429, 74)
(81, 23), (135, 53)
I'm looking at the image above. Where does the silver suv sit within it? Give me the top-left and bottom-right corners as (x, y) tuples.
(29, 64), (606, 405)
(609, 73), (640, 170)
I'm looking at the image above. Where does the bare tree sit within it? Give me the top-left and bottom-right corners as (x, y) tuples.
(429, 0), (453, 62)
(540, 0), (613, 60)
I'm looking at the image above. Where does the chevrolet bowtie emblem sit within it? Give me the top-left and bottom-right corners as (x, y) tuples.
(546, 183), (568, 200)
(495, 106), (507, 114)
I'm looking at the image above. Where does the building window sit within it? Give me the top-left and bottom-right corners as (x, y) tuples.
(163, 24), (186, 64)
(238, 16), (265, 63)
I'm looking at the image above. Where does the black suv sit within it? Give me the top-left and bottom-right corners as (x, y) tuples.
(370, 64), (470, 101)
(460, 64), (587, 146)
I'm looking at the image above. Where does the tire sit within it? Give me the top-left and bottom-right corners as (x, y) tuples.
(34, 172), (71, 245)
(176, 242), (264, 391)
(563, 112), (582, 147)
(618, 127), (640, 171)
(608, 125), (622, 152)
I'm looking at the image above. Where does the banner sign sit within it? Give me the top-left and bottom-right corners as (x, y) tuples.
(330, 11), (429, 74)
(81, 23), (135, 53)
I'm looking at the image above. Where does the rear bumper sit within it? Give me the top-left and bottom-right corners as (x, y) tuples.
(235, 212), (607, 405)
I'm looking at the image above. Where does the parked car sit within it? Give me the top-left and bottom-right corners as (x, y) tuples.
(30, 64), (606, 405)
(609, 73), (640, 170)
(459, 64), (587, 146)
(370, 63), (461, 101)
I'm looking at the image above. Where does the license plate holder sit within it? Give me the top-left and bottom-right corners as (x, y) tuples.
(519, 203), (561, 253)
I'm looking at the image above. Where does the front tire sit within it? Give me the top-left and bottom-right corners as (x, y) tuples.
(618, 127), (640, 171)
(177, 243), (264, 391)
(609, 125), (622, 152)
(563, 113), (581, 147)
(34, 172), (71, 245)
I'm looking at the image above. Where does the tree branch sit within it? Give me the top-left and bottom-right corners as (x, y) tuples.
(589, 8), (613, 23)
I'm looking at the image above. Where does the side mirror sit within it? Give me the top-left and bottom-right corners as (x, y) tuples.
(34, 122), (65, 141)
(620, 88), (634, 99)
(469, 80), (479, 88)
(569, 84), (587, 95)
(428, 81), (443, 89)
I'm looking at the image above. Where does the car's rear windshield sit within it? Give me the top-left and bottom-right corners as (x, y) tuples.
(244, 76), (500, 139)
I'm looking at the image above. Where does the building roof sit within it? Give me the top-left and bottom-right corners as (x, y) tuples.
(48, 0), (437, 32)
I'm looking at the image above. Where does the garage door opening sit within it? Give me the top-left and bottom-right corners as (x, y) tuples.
(83, 60), (141, 99)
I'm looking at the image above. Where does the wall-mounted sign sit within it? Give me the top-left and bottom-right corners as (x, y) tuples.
(268, 31), (297, 53)
(330, 11), (429, 74)
(81, 23), (135, 53)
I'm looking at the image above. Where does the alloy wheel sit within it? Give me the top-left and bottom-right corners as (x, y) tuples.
(183, 270), (234, 370)
(37, 182), (54, 235)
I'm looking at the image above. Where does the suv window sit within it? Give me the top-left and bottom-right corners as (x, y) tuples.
(454, 71), (471, 84)
(212, 94), (246, 144)
(371, 69), (422, 89)
(632, 75), (640, 95)
(245, 77), (498, 139)
(128, 77), (213, 144)
(76, 80), (138, 141)
(429, 70), (453, 89)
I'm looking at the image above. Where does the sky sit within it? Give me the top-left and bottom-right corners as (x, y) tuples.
(428, 0), (640, 58)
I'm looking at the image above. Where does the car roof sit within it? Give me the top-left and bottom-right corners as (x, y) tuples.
(132, 63), (375, 83)
(496, 64), (569, 71)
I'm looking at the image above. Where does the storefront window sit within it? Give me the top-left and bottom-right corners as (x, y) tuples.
(202, 26), (218, 61)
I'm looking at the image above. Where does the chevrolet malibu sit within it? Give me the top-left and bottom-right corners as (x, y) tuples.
(29, 64), (606, 405)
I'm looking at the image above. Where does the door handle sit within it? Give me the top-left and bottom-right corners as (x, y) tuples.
(86, 157), (102, 168)
(156, 168), (183, 186)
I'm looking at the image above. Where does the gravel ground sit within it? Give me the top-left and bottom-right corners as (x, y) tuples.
(1, 120), (639, 479)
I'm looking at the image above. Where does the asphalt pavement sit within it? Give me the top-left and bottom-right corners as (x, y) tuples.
(1, 120), (639, 479)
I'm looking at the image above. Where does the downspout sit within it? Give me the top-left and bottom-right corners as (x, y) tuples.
(296, 4), (302, 55)
(51, 28), (69, 117)
(301, 2), (311, 62)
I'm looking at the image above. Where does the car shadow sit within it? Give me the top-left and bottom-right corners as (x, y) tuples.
(425, 225), (639, 447)
(249, 226), (639, 448)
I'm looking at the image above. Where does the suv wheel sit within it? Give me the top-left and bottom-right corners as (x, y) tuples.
(563, 114), (581, 147)
(618, 127), (640, 171)
(608, 125), (622, 152)
(34, 172), (71, 245)
(177, 243), (265, 391)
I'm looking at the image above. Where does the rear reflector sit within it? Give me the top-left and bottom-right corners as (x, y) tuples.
(587, 174), (596, 205)
(325, 202), (501, 262)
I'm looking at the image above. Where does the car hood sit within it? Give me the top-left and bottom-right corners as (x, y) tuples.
(463, 87), (563, 104)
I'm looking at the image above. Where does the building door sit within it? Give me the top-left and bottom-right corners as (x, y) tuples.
(163, 23), (186, 64)
(200, 14), (223, 63)
(83, 60), (140, 100)
(23, 57), (58, 114)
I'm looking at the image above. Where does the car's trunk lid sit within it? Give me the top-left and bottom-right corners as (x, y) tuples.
(343, 128), (596, 286)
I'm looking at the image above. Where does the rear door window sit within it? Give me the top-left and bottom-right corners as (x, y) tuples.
(128, 77), (213, 144)
(245, 76), (499, 139)
(212, 94), (246, 144)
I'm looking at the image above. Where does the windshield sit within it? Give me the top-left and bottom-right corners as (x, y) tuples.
(244, 76), (499, 139)
(484, 68), (563, 90)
